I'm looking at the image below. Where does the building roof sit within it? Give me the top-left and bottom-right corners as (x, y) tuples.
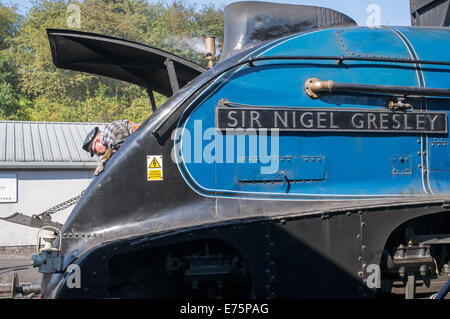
(0, 121), (107, 169)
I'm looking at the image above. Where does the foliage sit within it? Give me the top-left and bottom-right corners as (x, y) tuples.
(0, 0), (224, 123)
(0, 2), (19, 50)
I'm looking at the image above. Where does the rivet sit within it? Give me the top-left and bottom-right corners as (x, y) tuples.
(362, 245), (367, 250)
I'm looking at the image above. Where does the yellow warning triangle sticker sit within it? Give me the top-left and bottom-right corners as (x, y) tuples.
(149, 157), (161, 168)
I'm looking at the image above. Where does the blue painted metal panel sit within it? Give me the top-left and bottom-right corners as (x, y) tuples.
(392, 27), (450, 194)
(237, 156), (325, 182)
(176, 27), (449, 199)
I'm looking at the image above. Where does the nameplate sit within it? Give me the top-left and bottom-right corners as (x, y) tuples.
(215, 107), (448, 134)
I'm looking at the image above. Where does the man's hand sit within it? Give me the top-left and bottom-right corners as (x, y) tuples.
(93, 148), (113, 176)
(94, 162), (104, 176)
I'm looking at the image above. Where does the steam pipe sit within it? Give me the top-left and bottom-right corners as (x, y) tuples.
(305, 78), (450, 98)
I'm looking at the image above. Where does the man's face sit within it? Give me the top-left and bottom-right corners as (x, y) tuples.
(91, 132), (107, 156)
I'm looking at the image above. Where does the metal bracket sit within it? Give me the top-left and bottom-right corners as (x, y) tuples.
(0, 212), (63, 230)
(388, 97), (413, 111)
(165, 58), (180, 95)
(147, 88), (157, 112)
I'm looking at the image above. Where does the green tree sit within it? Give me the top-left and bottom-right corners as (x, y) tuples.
(7, 0), (224, 123)
(0, 2), (19, 50)
(0, 3), (30, 120)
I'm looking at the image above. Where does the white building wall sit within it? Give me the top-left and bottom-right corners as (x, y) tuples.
(0, 170), (93, 246)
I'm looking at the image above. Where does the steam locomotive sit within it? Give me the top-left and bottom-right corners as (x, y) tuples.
(22, 1), (450, 298)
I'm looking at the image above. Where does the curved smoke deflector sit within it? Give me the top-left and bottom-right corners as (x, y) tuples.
(220, 1), (357, 61)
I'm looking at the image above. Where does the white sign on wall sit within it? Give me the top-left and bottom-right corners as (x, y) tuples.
(0, 174), (17, 203)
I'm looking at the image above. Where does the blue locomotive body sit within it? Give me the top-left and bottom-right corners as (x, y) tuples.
(178, 26), (450, 199)
(32, 3), (450, 299)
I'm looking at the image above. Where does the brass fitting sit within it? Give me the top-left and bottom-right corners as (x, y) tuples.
(304, 78), (335, 99)
(205, 36), (216, 68)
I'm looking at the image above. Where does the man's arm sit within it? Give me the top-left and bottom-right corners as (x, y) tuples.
(103, 120), (133, 151)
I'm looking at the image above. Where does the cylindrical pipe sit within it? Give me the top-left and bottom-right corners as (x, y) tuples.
(435, 278), (450, 299)
(205, 36), (216, 68)
(305, 77), (450, 98)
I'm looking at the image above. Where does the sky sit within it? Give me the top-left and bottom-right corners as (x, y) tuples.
(4, 0), (412, 26)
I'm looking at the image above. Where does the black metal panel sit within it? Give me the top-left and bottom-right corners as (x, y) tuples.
(267, 213), (368, 298)
(410, 0), (450, 26)
(47, 29), (206, 97)
(220, 1), (356, 60)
